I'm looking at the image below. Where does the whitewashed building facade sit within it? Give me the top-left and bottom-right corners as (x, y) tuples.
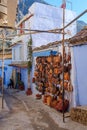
(10, 2), (77, 91)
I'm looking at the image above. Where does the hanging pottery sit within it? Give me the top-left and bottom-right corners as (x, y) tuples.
(47, 56), (52, 63)
(67, 82), (73, 92)
(64, 72), (70, 80)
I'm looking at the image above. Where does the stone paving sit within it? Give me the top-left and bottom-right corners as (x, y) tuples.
(0, 89), (87, 130)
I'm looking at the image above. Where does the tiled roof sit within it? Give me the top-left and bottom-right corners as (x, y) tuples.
(69, 26), (87, 45)
(10, 40), (22, 47)
(33, 39), (69, 51)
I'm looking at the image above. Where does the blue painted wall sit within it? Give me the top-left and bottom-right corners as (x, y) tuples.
(11, 67), (28, 90)
(73, 45), (87, 106)
(21, 68), (28, 90)
(0, 59), (12, 88)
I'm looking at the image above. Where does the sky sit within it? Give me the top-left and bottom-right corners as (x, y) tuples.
(45, 0), (87, 23)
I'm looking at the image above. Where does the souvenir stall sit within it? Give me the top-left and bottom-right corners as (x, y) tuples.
(33, 44), (73, 113)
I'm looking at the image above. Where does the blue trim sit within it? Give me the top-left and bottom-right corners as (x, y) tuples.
(33, 50), (57, 57)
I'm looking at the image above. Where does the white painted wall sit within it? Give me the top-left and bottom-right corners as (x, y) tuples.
(12, 2), (76, 62)
(28, 2), (76, 48)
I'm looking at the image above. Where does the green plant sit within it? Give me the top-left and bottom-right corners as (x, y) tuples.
(36, 86), (38, 90)
(18, 80), (24, 86)
(27, 36), (32, 74)
(17, 80), (25, 90)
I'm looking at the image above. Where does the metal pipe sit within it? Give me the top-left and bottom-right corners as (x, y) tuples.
(62, 9), (87, 30)
(0, 25), (62, 33)
(0, 10), (87, 34)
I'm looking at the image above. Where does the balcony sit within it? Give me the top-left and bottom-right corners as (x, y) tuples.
(0, 2), (7, 24)
(0, 3), (7, 15)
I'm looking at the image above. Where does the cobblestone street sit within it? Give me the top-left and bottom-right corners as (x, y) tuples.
(0, 89), (87, 130)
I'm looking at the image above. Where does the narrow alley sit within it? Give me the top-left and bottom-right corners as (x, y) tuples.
(0, 89), (87, 130)
(0, 89), (67, 130)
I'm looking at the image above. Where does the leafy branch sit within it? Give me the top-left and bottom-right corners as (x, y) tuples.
(27, 36), (32, 74)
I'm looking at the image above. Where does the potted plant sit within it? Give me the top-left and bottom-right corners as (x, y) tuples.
(18, 80), (24, 90)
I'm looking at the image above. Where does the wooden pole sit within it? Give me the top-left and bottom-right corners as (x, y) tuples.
(1, 30), (5, 109)
(62, 7), (65, 123)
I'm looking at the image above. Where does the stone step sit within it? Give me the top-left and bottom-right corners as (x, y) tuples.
(70, 106), (87, 125)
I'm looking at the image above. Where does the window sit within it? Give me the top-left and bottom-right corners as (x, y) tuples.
(19, 46), (23, 60)
(13, 49), (16, 60)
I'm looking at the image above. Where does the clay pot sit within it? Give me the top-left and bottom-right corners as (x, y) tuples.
(34, 71), (38, 77)
(47, 56), (52, 63)
(47, 95), (52, 106)
(64, 72), (70, 80)
(43, 95), (50, 104)
(49, 69), (53, 74)
(32, 77), (35, 83)
(67, 82), (73, 92)
(68, 64), (72, 70)
(54, 68), (59, 74)
(36, 94), (42, 99)
(52, 87), (57, 95)
(50, 100), (58, 108)
(53, 55), (62, 63)
(60, 81), (68, 90)
(66, 53), (71, 62)
(55, 99), (69, 112)
(26, 88), (32, 95)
